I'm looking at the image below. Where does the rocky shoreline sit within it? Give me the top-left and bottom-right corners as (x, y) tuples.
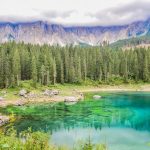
(0, 88), (84, 127)
(0, 88), (84, 107)
(0, 85), (150, 127)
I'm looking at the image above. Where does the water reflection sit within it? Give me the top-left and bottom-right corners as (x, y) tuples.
(1, 92), (150, 149)
(51, 127), (150, 150)
(5, 92), (150, 134)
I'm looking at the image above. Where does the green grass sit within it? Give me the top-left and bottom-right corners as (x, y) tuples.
(0, 127), (107, 150)
(0, 80), (149, 101)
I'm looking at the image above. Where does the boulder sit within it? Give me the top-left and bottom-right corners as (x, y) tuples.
(52, 90), (59, 95)
(27, 92), (37, 98)
(43, 89), (59, 97)
(43, 89), (53, 97)
(0, 115), (9, 127)
(64, 96), (78, 102)
(93, 95), (102, 100)
(78, 93), (84, 100)
(15, 100), (26, 106)
(19, 89), (27, 97)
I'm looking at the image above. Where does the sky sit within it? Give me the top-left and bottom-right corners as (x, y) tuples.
(0, 0), (150, 26)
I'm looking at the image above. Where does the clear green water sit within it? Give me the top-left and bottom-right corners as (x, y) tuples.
(1, 92), (150, 150)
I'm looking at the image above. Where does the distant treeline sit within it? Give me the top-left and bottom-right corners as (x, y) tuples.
(0, 42), (150, 88)
(111, 34), (150, 48)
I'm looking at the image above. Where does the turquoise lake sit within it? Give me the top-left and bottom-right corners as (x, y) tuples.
(1, 92), (150, 150)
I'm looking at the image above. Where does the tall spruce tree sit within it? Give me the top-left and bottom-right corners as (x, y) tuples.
(12, 49), (21, 86)
(143, 53), (149, 82)
(31, 56), (37, 87)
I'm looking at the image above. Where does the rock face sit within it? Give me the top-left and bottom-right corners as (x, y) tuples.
(0, 19), (150, 46)
(93, 95), (102, 100)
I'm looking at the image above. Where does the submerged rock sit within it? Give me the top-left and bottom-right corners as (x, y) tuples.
(93, 95), (102, 100)
(65, 101), (77, 105)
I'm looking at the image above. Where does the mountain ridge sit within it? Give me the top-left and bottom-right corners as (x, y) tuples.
(0, 19), (150, 46)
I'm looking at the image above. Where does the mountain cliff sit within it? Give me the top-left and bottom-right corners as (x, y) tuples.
(0, 19), (150, 46)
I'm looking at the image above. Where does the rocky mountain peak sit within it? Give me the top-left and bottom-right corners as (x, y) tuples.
(0, 19), (150, 46)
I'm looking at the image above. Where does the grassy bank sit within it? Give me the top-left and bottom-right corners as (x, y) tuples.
(0, 81), (150, 103)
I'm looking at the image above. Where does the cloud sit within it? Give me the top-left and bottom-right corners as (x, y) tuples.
(0, 0), (150, 26)
(0, 10), (75, 23)
(86, 1), (150, 26)
(41, 10), (75, 19)
(0, 15), (40, 23)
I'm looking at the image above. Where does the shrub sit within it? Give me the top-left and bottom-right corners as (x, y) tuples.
(0, 128), (107, 150)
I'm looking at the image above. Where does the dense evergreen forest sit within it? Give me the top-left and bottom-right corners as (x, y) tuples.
(0, 42), (150, 88)
(111, 34), (150, 48)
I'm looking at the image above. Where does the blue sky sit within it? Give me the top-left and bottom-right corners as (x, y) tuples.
(0, 0), (150, 26)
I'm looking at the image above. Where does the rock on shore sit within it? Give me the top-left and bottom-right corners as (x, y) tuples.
(0, 115), (9, 127)
(93, 95), (102, 100)
(64, 96), (78, 102)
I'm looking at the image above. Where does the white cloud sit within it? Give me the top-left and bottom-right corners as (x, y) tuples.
(0, 0), (150, 26)
(87, 0), (150, 26)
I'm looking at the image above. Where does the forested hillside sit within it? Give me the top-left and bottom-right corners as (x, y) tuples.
(0, 42), (150, 88)
(111, 35), (150, 48)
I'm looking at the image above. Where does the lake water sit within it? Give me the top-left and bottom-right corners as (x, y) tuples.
(2, 92), (150, 150)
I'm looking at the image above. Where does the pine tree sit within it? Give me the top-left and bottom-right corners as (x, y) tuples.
(143, 53), (149, 82)
(68, 56), (75, 83)
(60, 62), (64, 84)
(64, 48), (69, 82)
(12, 49), (21, 86)
(52, 58), (57, 85)
(82, 56), (87, 81)
(0, 48), (5, 88)
(133, 52), (139, 81)
(123, 57), (128, 83)
(0, 42), (150, 87)
(40, 65), (45, 85)
(31, 56), (37, 87)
